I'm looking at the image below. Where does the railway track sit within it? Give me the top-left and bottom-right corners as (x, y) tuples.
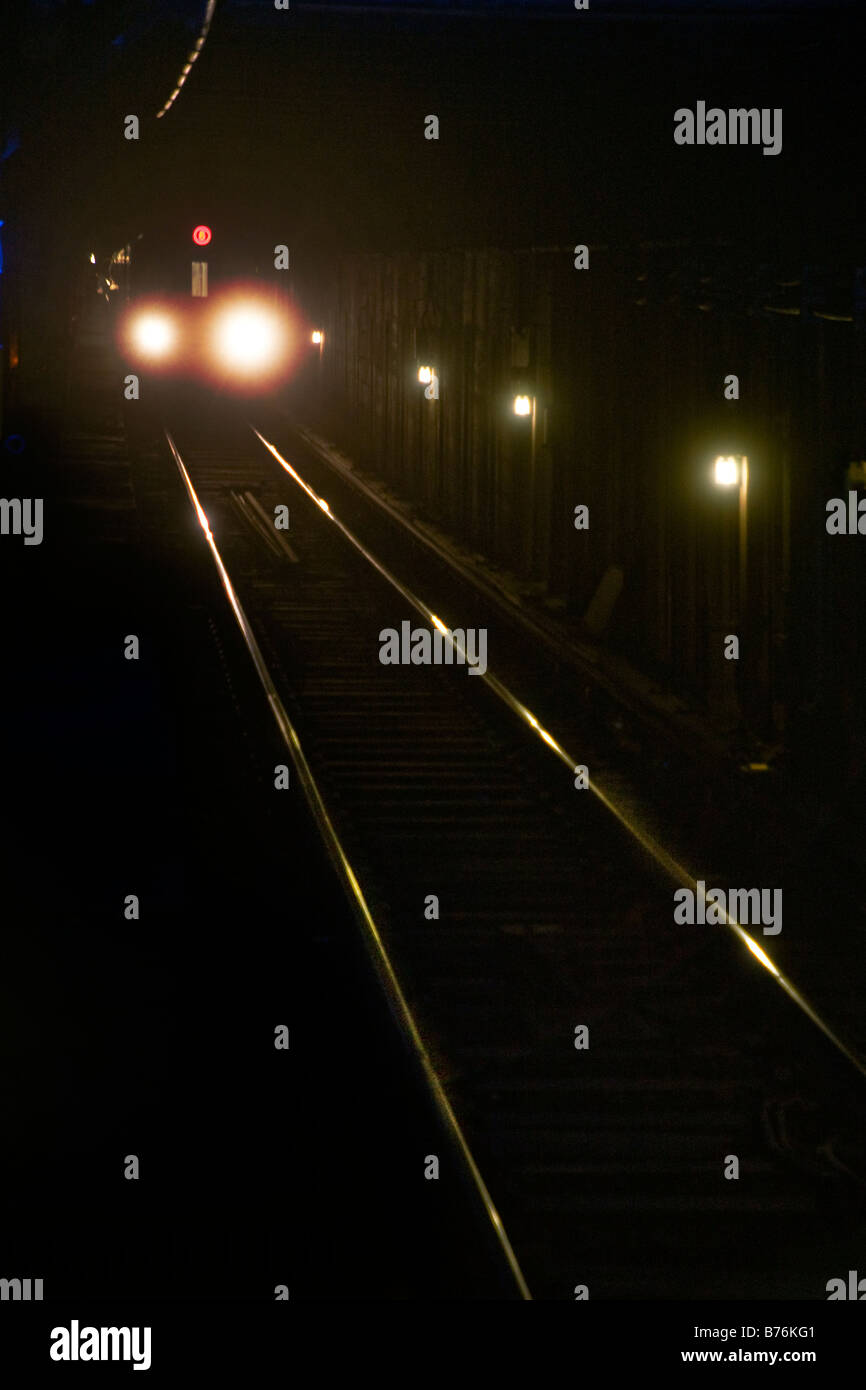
(129, 395), (866, 1300)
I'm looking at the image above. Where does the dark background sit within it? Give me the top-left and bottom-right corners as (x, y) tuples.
(1, 0), (864, 1322)
(2, 0), (865, 357)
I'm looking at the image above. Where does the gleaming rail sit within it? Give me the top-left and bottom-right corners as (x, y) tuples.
(149, 403), (866, 1298)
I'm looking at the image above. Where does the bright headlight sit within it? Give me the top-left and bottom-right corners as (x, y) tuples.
(214, 306), (283, 373)
(131, 313), (176, 358)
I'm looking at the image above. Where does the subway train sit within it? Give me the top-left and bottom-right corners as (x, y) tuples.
(110, 218), (305, 392)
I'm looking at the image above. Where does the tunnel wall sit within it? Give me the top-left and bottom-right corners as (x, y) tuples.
(309, 246), (866, 771)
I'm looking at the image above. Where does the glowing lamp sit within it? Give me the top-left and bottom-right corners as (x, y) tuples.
(212, 302), (285, 374)
(713, 455), (740, 486)
(130, 313), (176, 358)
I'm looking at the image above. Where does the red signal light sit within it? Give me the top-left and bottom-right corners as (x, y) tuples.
(192, 225), (212, 247)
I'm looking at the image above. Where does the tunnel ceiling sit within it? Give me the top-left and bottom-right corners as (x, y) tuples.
(3, 0), (865, 271)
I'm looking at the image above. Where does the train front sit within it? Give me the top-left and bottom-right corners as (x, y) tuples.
(116, 221), (303, 396)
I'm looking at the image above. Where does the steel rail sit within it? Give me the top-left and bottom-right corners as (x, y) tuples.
(250, 424), (866, 1084)
(164, 428), (533, 1301)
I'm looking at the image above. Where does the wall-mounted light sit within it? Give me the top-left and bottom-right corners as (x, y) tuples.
(713, 454), (742, 486)
(711, 454), (750, 634)
(418, 365), (433, 384)
(311, 330), (323, 345)
(513, 394), (532, 417)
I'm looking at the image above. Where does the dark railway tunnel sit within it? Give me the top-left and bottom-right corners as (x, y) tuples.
(2, 0), (866, 1361)
(296, 242), (866, 781)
